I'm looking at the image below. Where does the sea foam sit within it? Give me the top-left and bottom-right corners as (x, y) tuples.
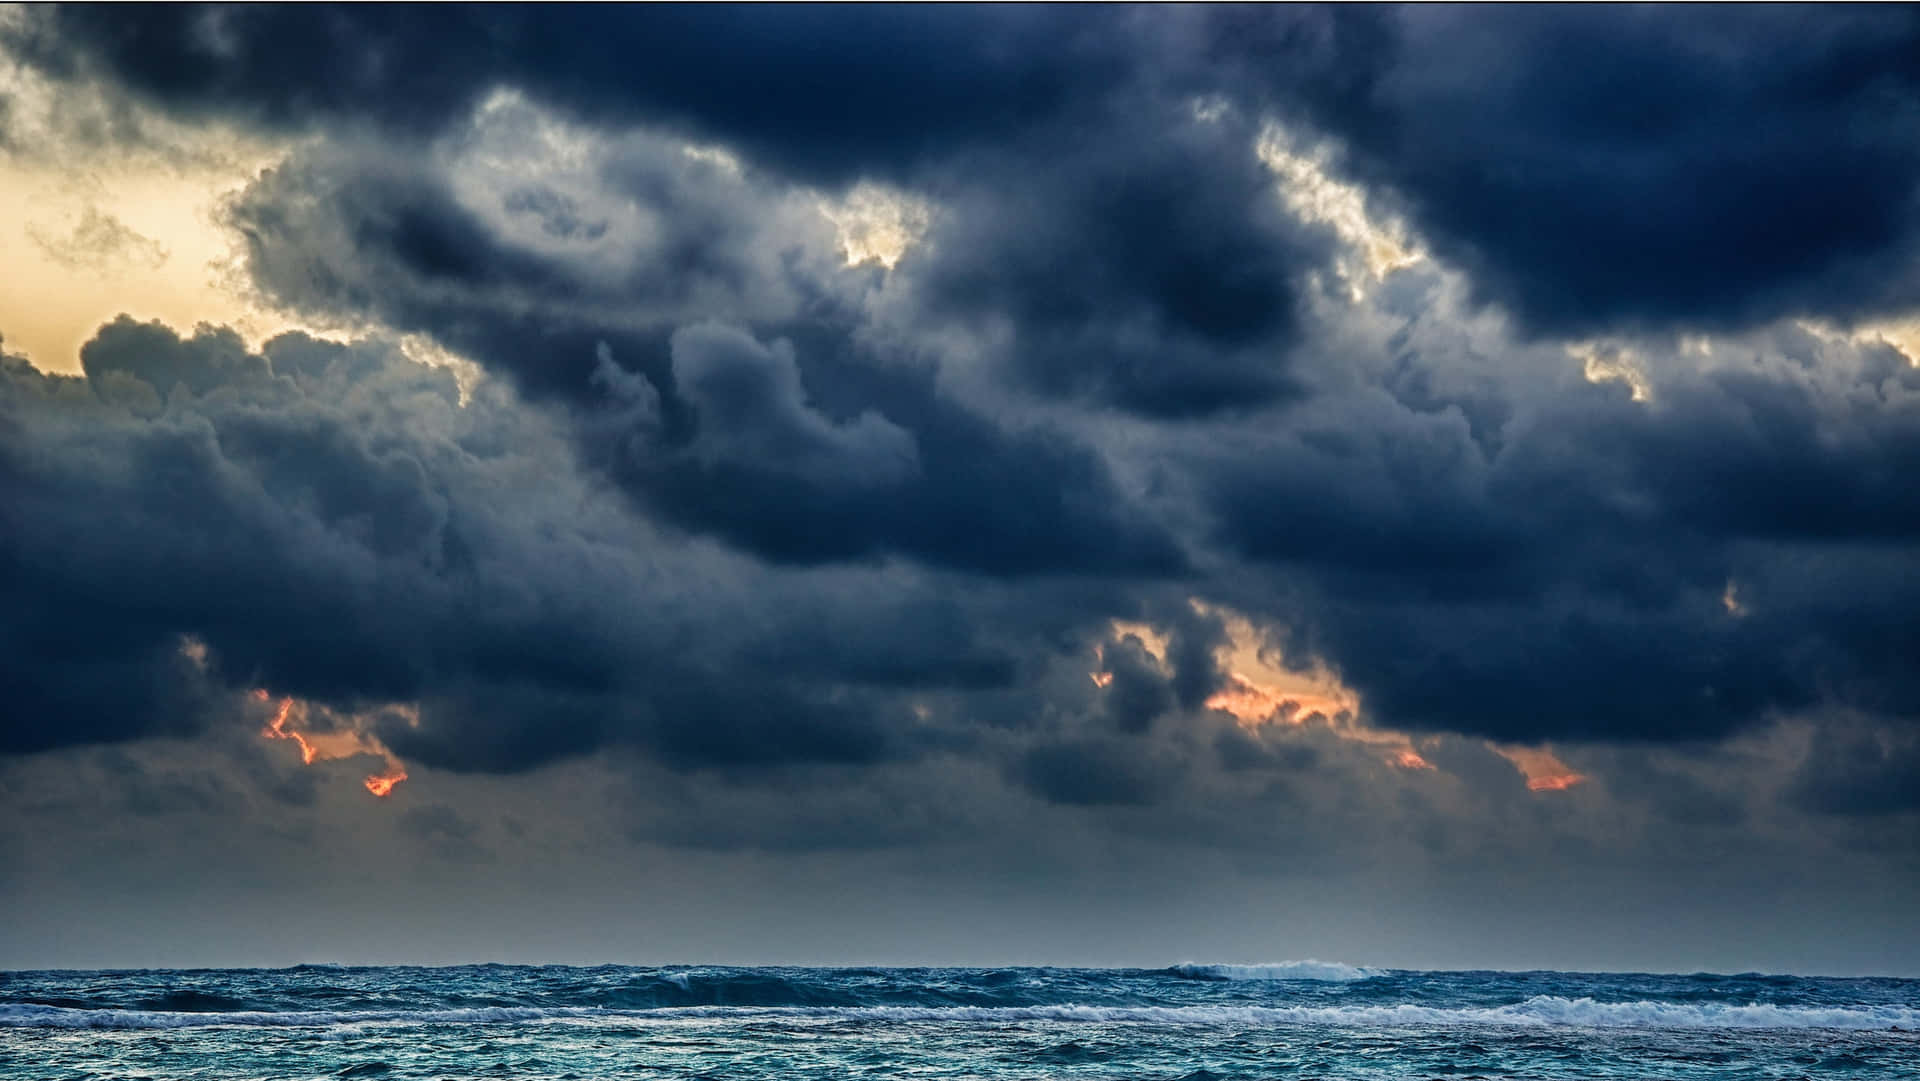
(1169, 960), (1383, 982)
(7, 997), (1916, 1032)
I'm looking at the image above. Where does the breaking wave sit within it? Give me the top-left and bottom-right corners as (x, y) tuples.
(7, 997), (1916, 1032)
(1168, 960), (1383, 982)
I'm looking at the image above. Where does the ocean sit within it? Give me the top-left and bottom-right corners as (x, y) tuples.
(3, 963), (1916, 1079)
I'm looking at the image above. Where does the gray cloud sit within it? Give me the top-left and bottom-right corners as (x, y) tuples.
(27, 206), (170, 271)
(0, 319), (1084, 777)
(664, 323), (919, 490)
(1, 4), (1918, 973)
(1177, 309), (1920, 746)
(1273, 6), (1920, 337)
(891, 95), (1333, 417)
(1791, 720), (1920, 818)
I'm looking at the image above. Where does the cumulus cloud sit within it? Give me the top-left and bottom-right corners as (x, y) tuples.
(666, 323), (919, 490)
(1, 5), (1916, 947)
(1274, 6), (1920, 336)
(0, 319), (1043, 778)
(891, 95), (1333, 416)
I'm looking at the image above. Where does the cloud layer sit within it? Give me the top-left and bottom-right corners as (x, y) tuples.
(1, 5), (1917, 969)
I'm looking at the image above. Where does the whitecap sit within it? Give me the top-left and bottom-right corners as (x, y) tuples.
(1169, 960), (1383, 982)
(6, 996), (1915, 1032)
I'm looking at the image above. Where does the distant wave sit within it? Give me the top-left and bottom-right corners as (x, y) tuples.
(835, 999), (1920, 1030)
(0, 1003), (598, 1030)
(1168, 961), (1383, 982)
(7, 997), (1916, 1031)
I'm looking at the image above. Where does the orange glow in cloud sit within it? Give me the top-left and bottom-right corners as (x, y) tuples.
(1494, 744), (1587, 792)
(1196, 605), (1359, 729)
(1100, 602), (1440, 781)
(1204, 676), (1282, 723)
(1096, 602), (1380, 737)
(1094, 602), (1601, 794)
(260, 695), (318, 764)
(255, 690), (412, 798)
(363, 768), (409, 798)
(1204, 675), (1353, 728)
(1107, 605), (1360, 729)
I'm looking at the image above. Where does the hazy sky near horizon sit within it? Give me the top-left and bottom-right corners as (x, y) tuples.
(2, 5), (1918, 975)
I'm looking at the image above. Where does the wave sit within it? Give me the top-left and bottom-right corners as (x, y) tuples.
(0, 1003), (603, 1029)
(6, 996), (1915, 1032)
(1168, 961), (1382, 982)
(578, 971), (865, 1009)
(135, 990), (258, 1013)
(828, 1000), (1920, 1030)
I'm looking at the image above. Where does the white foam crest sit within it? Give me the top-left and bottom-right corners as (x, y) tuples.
(0, 1004), (604, 1030)
(824, 1000), (1920, 1030)
(5, 997), (1916, 1032)
(1171, 960), (1383, 982)
(1493, 996), (1920, 1030)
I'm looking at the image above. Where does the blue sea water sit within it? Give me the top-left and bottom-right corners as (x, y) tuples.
(3, 963), (1917, 1079)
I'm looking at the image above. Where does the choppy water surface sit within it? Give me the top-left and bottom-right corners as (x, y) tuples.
(3, 963), (1916, 1079)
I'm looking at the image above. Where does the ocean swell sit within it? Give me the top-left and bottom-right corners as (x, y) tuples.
(1168, 961), (1383, 982)
(6, 997), (1916, 1032)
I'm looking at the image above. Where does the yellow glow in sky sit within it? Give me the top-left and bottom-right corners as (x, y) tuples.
(1255, 122), (1422, 298)
(0, 40), (301, 372)
(1571, 341), (1653, 402)
(820, 182), (931, 270)
(0, 159), (276, 371)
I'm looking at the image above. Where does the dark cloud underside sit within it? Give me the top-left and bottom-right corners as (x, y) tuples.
(1, 4), (1917, 949)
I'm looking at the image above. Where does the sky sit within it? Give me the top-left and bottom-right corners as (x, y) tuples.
(1, 5), (1917, 975)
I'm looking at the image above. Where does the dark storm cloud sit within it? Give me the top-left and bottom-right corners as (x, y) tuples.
(222, 122), (828, 400)
(1572, 745), (1748, 829)
(1791, 722), (1920, 817)
(896, 97), (1331, 417)
(29, 5), (1920, 343)
(1, 322), (512, 753)
(1081, 600), (1228, 735)
(8, 6), (1920, 981)
(0, 336), (249, 753)
(0, 318), (1067, 775)
(656, 323), (921, 490)
(35, 5), (1353, 421)
(1013, 737), (1176, 808)
(731, 581), (1018, 692)
(1275, 5), (1920, 336)
(1095, 635), (1174, 736)
(4, 4), (1920, 848)
(1196, 319), (1920, 746)
(6, 4), (1124, 183)
(1160, 603), (1232, 714)
(599, 326), (1187, 575)
(221, 107), (1189, 576)
(400, 802), (493, 863)
(1624, 350), (1920, 543)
